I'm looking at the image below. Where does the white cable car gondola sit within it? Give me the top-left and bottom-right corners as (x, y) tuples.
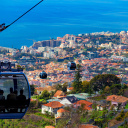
(67, 62), (76, 70)
(0, 62), (30, 119)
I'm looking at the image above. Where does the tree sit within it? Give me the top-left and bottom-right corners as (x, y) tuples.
(94, 118), (104, 127)
(104, 86), (110, 94)
(90, 74), (121, 92)
(123, 89), (128, 97)
(30, 84), (35, 96)
(53, 83), (62, 91)
(82, 81), (90, 93)
(116, 110), (125, 121)
(39, 90), (50, 100)
(62, 82), (68, 93)
(110, 84), (122, 95)
(72, 64), (82, 93)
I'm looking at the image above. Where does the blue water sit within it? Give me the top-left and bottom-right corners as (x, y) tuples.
(0, 0), (128, 48)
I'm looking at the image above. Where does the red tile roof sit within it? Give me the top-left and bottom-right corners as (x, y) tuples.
(67, 87), (74, 90)
(57, 108), (69, 113)
(79, 124), (99, 128)
(74, 100), (92, 110)
(74, 100), (92, 106)
(43, 101), (63, 108)
(106, 95), (128, 103)
(53, 90), (65, 97)
(45, 126), (55, 128)
(35, 86), (55, 92)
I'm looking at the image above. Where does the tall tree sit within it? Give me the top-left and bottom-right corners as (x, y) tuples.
(62, 82), (68, 93)
(39, 90), (50, 100)
(90, 74), (121, 92)
(30, 84), (35, 96)
(82, 81), (90, 93)
(72, 64), (82, 93)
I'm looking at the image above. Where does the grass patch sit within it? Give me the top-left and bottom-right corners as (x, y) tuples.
(31, 95), (38, 99)
(35, 113), (55, 120)
(125, 103), (128, 109)
(80, 116), (89, 123)
(90, 94), (106, 101)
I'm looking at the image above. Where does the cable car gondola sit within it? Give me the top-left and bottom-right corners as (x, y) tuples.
(67, 62), (76, 70)
(0, 23), (7, 32)
(0, 62), (30, 119)
(39, 71), (47, 79)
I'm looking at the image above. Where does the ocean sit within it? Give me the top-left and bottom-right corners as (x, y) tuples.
(0, 0), (128, 48)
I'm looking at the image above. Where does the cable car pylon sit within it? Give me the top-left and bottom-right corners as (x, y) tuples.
(0, 0), (44, 32)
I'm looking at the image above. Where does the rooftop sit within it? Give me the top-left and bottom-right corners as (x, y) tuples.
(43, 101), (63, 108)
(57, 108), (69, 113)
(106, 95), (128, 103)
(79, 124), (99, 128)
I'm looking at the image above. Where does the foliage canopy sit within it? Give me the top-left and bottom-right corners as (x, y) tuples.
(90, 74), (121, 92)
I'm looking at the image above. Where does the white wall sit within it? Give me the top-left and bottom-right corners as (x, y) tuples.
(60, 99), (72, 106)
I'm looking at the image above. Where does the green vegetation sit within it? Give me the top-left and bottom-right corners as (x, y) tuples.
(72, 64), (82, 93)
(1, 73), (127, 128)
(125, 103), (128, 109)
(90, 74), (121, 92)
(30, 85), (35, 96)
(0, 110), (55, 128)
(91, 94), (106, 101)
(39, 90), (50, 100)
(70, 73), (128, 97)
(116, 110), (128, 121)
(53, 82), (68, 93)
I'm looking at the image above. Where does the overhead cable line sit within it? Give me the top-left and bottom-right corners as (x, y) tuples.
(0, 0), (44, 32)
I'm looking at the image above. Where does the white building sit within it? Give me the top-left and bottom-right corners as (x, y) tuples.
(41, 101), (63, 114)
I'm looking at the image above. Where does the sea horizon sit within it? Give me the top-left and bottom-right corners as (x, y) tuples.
(0, 0), (128, 48)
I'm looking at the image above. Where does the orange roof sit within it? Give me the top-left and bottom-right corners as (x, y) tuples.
(79, 124), (99, 128)
(35, 86), (55, 92)
(106, 95), (128, 103)
(67, 87), (74, 90)
(57, 108), (69, 113)
(53, 90), (64, 97)
(74, 100), (92, 110)
(74, 100), (92, 106)
(43, 101), (63, 108)
(45, 126), (55, 128)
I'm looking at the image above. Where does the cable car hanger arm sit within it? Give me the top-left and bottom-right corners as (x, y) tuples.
(0, 0), (44, 32)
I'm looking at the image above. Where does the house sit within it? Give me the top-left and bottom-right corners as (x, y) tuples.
(73, 100), (93, 111)
(45, 126), (55, 128)
(47, 98), (61, 103)
(41, 101), (64, 114)
(53, 90), (65, 98)
(79, 124), (99, 128)
(67, 87), (74, 92)
(35, 86), (55, 95)
(60, 96), (78, 106)
(97, 100), (109, 111)
(97, 104), (108, 111)
(67, 93), (94, 100)
(106, 95), (128, 109)
(55, 108), (70, 125)
(56, 108), (69, 118)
